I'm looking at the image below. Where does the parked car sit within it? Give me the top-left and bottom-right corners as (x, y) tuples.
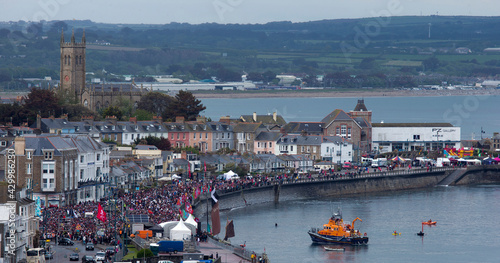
(58, 238), (74, 246)
(81, 255), (96, 263)
(45, 252), (54, 259)
(86, 243), (94, 251)
(69, 253), (80, 261)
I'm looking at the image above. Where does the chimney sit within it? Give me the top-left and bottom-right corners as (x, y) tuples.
(273, 112), (277, 122)
(253, 112), (257, 122)
(152, 116), (163, 123)
(175, 116), (185, 123)
(196, 116), (207, 123)
(129, 117), (137, 125)
(81, 116), (94, 126)
(106, 115), (118, 125)
(15, 137), (26, 155)
(62, 113), (68, 120)
(219, 116), (230, 124)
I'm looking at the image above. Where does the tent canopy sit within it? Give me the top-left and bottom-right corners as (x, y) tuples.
(221, 170), (239, 180)
(185, 214), (197, 227)
(170, 220), (191, 241)
(391, 156), (406, 162)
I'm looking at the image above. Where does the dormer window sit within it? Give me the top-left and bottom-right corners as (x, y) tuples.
(111, 125), (115, 130)
(135, 125), (138, 130)
(26, 150), (32, 160)
(44, 151), (53, 160)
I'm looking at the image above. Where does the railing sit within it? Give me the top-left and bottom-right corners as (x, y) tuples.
(215, 166), (458, 195)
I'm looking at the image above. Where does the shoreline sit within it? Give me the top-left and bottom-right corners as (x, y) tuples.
(193, 89), (500, 99)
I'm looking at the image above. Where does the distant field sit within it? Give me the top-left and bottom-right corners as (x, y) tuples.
(86, 45), (146, 52)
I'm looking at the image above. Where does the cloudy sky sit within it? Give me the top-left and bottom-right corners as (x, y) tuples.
(1, 0), (497, 24)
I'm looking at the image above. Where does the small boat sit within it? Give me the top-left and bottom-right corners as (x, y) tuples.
(422, 221), (437, 225)
(324, 246), (345, 251)
(417, 231), (425, 236)
(392, 232), (401, 236)
(308, 209), (368, 245)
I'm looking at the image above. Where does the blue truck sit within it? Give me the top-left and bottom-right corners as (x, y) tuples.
(157, 240), (184, 254)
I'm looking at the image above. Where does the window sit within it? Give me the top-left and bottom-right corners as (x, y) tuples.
(347, 128), (352, 138)
(335, 127), (340, 136)
(290, 146), (294, 151)
(80, 169), (84, 180)
(221, 133), (225, 139)
(200, 133), (202, 139)
(96, 154), (101, 161)
(413, 135), (420, 140)
(42, 163), (55, 191)
(131, 134), (135, 140)
(125, 134), (128, 140)
(44, 151), (53, 160)
(26, 151), (32, 159)
(80, 155), (84, 163)
(205, 133), (208, 139)
(183, 133), (186, 139)
(341, 125), (347, 137)
(177, 133), (180, 139)
(27, 163), (32, 174)
(114, 134), (118, 141)
(269, 142), (272, 147)
(43, 163), (55, 174)
(193, 133), (196, 139)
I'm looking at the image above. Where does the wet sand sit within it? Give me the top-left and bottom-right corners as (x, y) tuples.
(193, 88), (500, 99)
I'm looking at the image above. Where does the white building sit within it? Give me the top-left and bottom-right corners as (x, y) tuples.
(63, 135), (110, 203)
(320, 136), (353, 164)
(372, 123), (461, 153)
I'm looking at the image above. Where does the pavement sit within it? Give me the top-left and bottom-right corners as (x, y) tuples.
(195, 241), (251, 263)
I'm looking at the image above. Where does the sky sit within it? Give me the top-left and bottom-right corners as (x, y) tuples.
(0, 0), (498, 25)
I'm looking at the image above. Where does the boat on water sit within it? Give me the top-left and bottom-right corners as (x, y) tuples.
(324, 246), (345, 251)
(308, 209), (368, 245)
(422, 220), (437, 225)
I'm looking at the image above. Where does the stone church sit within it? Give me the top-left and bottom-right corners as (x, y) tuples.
(59, 30), (147, 112)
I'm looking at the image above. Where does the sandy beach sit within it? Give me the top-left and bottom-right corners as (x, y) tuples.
(2, 88), (499, 100)
(193, 88), (500, 99)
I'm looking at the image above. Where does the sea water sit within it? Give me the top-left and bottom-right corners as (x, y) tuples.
(219, 184), (500, 263)
(201, 95), (500, 140)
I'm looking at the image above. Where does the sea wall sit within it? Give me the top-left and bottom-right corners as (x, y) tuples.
(193, 166), (500, 216)
(453, 165), (500, 185)
(194, 169), (452, 215)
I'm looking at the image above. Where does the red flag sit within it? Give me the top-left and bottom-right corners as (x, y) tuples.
(148, 209), (153, 214)
(97, 203), (107, 222)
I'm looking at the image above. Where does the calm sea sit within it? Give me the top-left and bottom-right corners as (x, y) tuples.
(201, 95), (500, 140)
(218, 184), (500, 263)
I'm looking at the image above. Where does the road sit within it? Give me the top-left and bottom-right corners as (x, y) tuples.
(45, 240), (113, 263)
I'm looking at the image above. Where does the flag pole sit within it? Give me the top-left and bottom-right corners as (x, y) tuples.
(206, 187), (209, 233)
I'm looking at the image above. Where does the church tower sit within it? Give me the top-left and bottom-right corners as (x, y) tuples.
(60, 29), (86, 99)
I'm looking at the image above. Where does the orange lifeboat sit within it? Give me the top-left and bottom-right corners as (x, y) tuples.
(422, 220), (437, 225)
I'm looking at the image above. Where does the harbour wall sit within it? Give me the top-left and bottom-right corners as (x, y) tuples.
(193, 166), (500, 216)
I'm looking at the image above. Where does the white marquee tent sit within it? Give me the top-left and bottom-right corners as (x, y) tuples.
(185, 214), (198, 228)
(170, 220), (191, 241)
